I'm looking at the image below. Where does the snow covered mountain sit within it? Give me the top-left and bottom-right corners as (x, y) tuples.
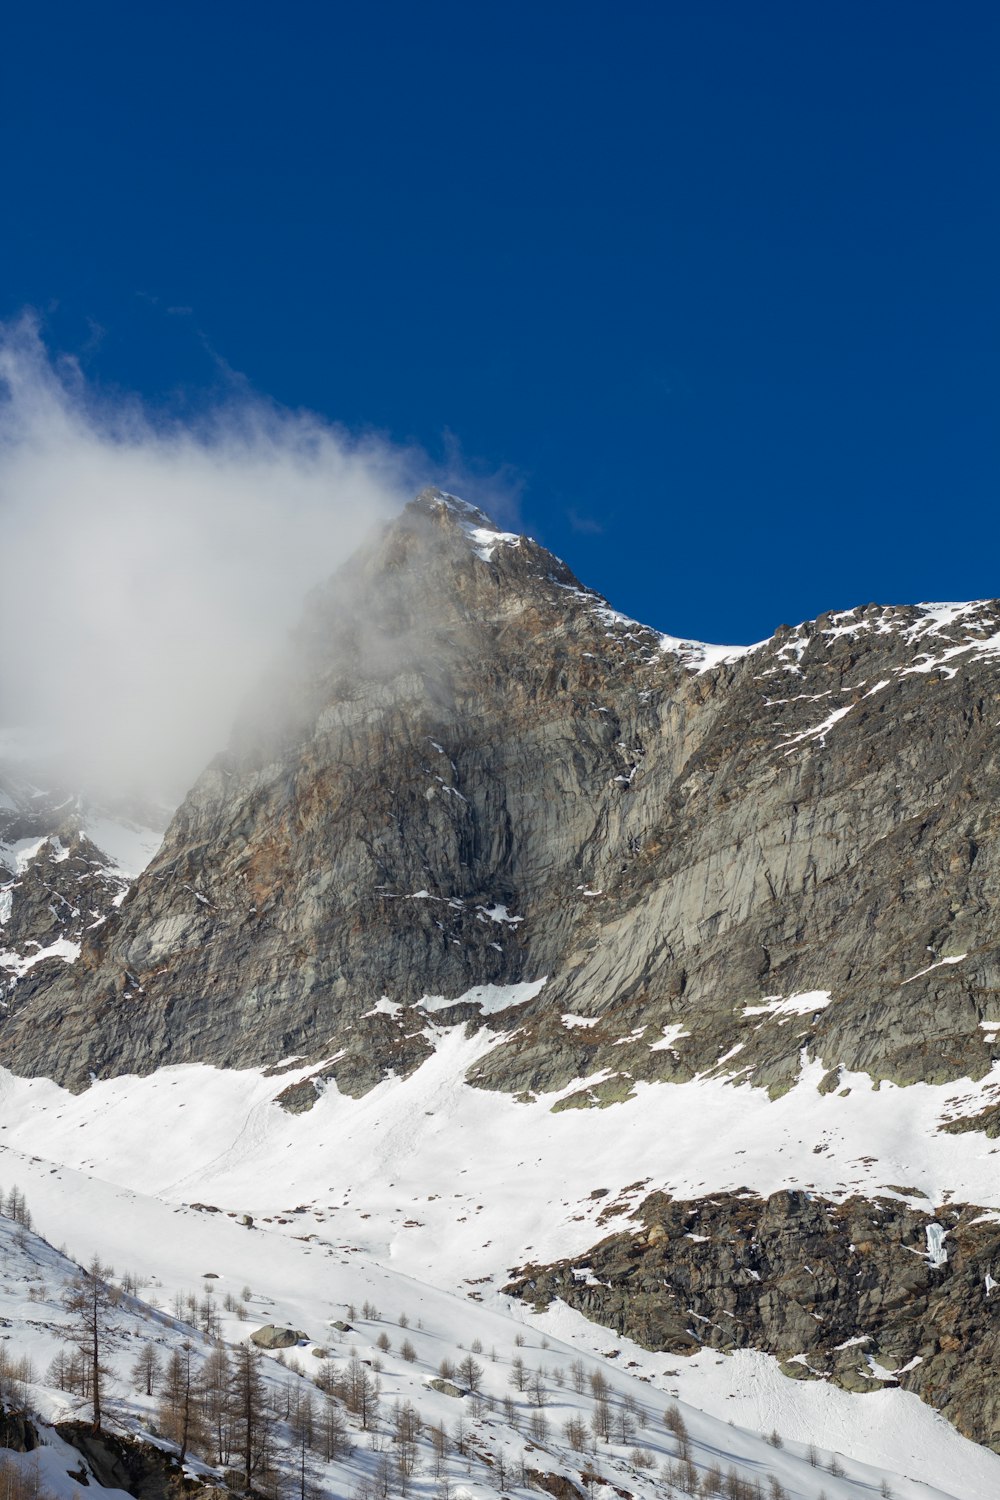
(3, 489), (1000, 1495)
(0, 742), (165, 992)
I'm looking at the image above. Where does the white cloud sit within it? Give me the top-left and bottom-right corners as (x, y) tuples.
(0, 314), (422, 801)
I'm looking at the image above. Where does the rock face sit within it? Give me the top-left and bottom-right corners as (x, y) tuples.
(0, 489), (708, 1084)
(505, 1187), (1000, 1451)
(56, 1420), (204, 1500)
(4, 489), (1000, 1107)
(0, 763), (146, 1004)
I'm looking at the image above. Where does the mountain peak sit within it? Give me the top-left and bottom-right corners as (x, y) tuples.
(397, 489), (756, 669)
(404, 486), (529, 564)
(409, 485), (492, 524)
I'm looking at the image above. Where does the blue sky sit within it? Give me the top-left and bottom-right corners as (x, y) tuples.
(4, 2), (999, 645)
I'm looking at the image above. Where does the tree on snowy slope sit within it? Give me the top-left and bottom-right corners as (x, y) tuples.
(2, 1187), (32, 1230)
(60, 1257), (121, 1433)
(159, 1342), (205, 1463)
(231, 1343), (273, 1491)
(130, 1341), (163, 1398)
(201, 1346), (234, 1467)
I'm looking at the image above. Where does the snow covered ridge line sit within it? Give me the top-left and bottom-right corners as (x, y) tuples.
(0, 834), (63, 878)
(774, 597), (1000, 679)
(440, 488), (1000, 682)
(572, 592), (761, 676)
(431, 487), (765, 673)
(430, 488), (525, 563)
(784, 597), (1000, 648)
(442, 487), (1000, 689)
(0, 813), (162, 987)
(607, 592), (1000, 684)
(80, 814), (165, 878)
(657, 632), (763, 674)
(767, 596), (1000, 754)
(0, 807), (163, 884)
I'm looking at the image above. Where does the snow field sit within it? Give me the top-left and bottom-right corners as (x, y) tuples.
(3, 1031), (1000, 1284)
(0, 1024), (999, 1493)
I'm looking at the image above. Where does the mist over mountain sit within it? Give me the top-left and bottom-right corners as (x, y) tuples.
(0, 316), (426, 801)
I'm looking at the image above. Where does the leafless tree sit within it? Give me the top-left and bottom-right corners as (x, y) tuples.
(130, 1341), (164, 1397)
(527, 1409), (549, 1444)
(230, 1341), (268, 1487)
(456, 1354), (483, 1393)
(344, 1355), (381, 1429)
(564, 1415), (588, 1451)
(201, 1346), (233, 1466)
(159, 1342), (203, 1463)
(591, 1394), (613, 1444)
(3, 1187), (31, 1229)
(60, 1257), (120, 1433)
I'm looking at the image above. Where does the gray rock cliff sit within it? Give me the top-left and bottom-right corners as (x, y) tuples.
(3, 490), (1000, 1111)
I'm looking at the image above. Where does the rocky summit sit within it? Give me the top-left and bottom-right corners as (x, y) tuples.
(5, 488), (1000, 1454)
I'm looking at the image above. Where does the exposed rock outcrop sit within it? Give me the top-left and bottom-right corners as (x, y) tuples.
(0, 766), (145, 1004)
(249, 1324), (306, 1350)
(3, 491), (1000, 1115)
(506, 1187), (1000, 1450)
(56, 1421), (214, 1500)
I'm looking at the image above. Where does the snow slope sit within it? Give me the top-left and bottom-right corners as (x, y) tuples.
(1, 1025), (1000, 1496)
(3, 1030), (999, 1283)
(0, 1161), (993, 1500)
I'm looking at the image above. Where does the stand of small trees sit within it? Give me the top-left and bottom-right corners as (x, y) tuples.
(0, 1208), (884, 1500)
(0, 1350), (36, 1414)
(130, 1337), (361, 1495)
(0, 1452), (58, 1500)
(1, 1187), (32, 1230)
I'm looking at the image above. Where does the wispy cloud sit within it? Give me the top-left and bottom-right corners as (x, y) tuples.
(566, 507), (605, 536)
(0, 314), (427, 800)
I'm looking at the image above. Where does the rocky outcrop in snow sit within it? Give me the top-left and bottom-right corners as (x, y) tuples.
(0, 762), (163, 1006)
(507, 1187), (1000, 1451)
